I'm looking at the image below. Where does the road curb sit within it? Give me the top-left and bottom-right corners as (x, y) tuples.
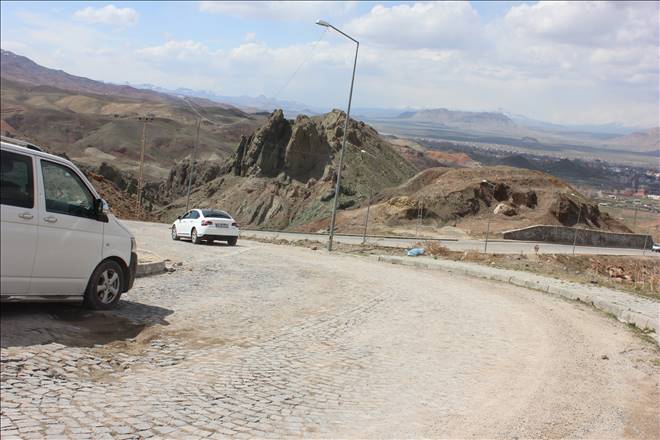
(375, 255), (659, 345)
(136, 260), (167, 278)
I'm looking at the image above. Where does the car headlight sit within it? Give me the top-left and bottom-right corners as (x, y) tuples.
(130, 237), (137, 253)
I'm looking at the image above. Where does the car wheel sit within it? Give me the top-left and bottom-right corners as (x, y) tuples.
(84, 260), (124, 310)
(227, 237), (237, 246)
(191, 228), (201, 244)
(171, 226), (179, 240)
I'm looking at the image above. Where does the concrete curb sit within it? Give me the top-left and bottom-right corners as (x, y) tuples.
(136, 260), (167, 278)
(375, 255), (659, 345)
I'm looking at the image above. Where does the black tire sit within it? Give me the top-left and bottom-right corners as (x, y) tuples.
(191, 228), (201, 244)
(171, 226), (179, 240)
(84, 260), (124, 310)
(227, 237), (237, 246)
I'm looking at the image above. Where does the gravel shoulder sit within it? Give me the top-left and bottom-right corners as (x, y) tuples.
(1, 221), (658, 439)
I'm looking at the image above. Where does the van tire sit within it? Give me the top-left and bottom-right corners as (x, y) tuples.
(84, 260), (124, 310)
(191, 228), (201, 244)
(171, 226), (179, 240)
(227, 237), (237, 246)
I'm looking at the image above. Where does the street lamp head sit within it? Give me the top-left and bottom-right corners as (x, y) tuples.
(316, 19), (331, 27)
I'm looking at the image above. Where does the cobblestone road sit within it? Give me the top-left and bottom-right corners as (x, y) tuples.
(1, 221), (659, 439)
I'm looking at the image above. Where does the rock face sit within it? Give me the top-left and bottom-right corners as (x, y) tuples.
(494, 202), (518, 216)
(231, 110), (330, 182)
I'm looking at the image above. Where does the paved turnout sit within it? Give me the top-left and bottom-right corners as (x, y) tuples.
(1, 221), (658, 439)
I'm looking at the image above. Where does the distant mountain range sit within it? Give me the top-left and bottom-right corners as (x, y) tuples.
(1, 49), (171, 102)
(2, 48), (657, 158)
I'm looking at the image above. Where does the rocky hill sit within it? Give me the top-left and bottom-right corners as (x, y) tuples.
(304, 166), (630, 237)
(158, 109), (418, 228)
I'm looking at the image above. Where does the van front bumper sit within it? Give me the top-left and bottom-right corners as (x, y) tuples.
(126, 252), (138, 291)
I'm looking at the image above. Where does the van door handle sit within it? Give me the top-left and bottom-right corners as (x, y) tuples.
(18, 212), (34, 220)
(44, 216), (58, 223)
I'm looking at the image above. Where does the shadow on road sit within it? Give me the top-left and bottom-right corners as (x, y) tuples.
(1, 300), (173, 349)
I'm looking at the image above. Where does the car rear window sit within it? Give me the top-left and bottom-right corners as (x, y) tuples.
(202, 210), (231, 219)
(1, 150), (35, 209)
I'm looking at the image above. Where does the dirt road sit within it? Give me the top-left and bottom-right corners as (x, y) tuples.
(1, 221), (658, 439)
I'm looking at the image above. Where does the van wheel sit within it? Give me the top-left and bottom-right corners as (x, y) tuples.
(191, 228), (201, 244)
(227, 237), (237, 246)
(171, 226), (179, 240)
(84, 260), (124, 310)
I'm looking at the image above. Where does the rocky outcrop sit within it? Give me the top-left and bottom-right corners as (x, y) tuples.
(158, 109), (418, 228)
(494, 202), (518, 216)
(230, 110), (330, 182)
(161, 159), (223, 200)
(549, 194), (608, 228)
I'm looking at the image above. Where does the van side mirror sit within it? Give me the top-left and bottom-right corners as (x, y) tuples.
(95, 198), (109, 222)
(177, 215), (181, 220)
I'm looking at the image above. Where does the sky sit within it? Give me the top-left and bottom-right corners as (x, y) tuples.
(1, 1), (658, 127)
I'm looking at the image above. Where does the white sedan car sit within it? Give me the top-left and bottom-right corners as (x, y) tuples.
(171, 209), (239, 245)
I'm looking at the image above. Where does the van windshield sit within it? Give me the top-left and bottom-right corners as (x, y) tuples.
(202, 210), (231, 219)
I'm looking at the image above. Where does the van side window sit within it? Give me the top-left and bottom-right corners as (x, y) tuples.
(41, 160), (95, 219)
(0, 150), (34, 208)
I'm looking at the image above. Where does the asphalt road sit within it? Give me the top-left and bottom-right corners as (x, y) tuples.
(242, 229), (658, 256)
(2, 220), (658, 438)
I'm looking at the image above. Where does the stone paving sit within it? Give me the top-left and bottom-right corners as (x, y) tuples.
(1, 225), (659, 439)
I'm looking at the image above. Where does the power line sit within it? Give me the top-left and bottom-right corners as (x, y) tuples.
(269, 28), (328, 104)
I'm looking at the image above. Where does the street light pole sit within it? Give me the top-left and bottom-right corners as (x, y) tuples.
(362, 190), (371, 245)
(185, 117), (201, 213)
(317, 19), (359, 252)
(137, 114), (154, 217)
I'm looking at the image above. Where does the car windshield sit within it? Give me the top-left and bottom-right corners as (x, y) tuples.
(202, 210), (231, 219)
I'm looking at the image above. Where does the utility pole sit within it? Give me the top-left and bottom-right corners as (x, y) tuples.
(362, 189), (371, 245)
(632, 203), (639, 231)
(482, 180), (493, 253)
(136, 114), (154, 217)
(416, 201), (423, 239)
(185, 117), (201, 212)
(572, 194), (582, 255)
(642, 228), (650, 256)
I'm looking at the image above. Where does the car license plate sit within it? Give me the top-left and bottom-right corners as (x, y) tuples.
(216, 223), (228, 228)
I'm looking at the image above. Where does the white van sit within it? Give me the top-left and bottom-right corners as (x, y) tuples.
(1, 138), (137, 309)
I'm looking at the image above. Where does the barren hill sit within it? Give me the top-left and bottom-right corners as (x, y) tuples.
(1, 77), (263, 180)
(400, 108), (516, 131)
(1, 49), (170, 102)
(606, 127), (660, 153)
(307, 166), (630, 237)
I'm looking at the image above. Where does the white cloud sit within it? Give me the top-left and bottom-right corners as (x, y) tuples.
(136, 40), (210, 61)
(346, 2), (481, 49)
(4, 2), (658, 127)
(504, 1), (658, 47)
(199, 1), (354, 21)
(74, 4), (138, 27)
